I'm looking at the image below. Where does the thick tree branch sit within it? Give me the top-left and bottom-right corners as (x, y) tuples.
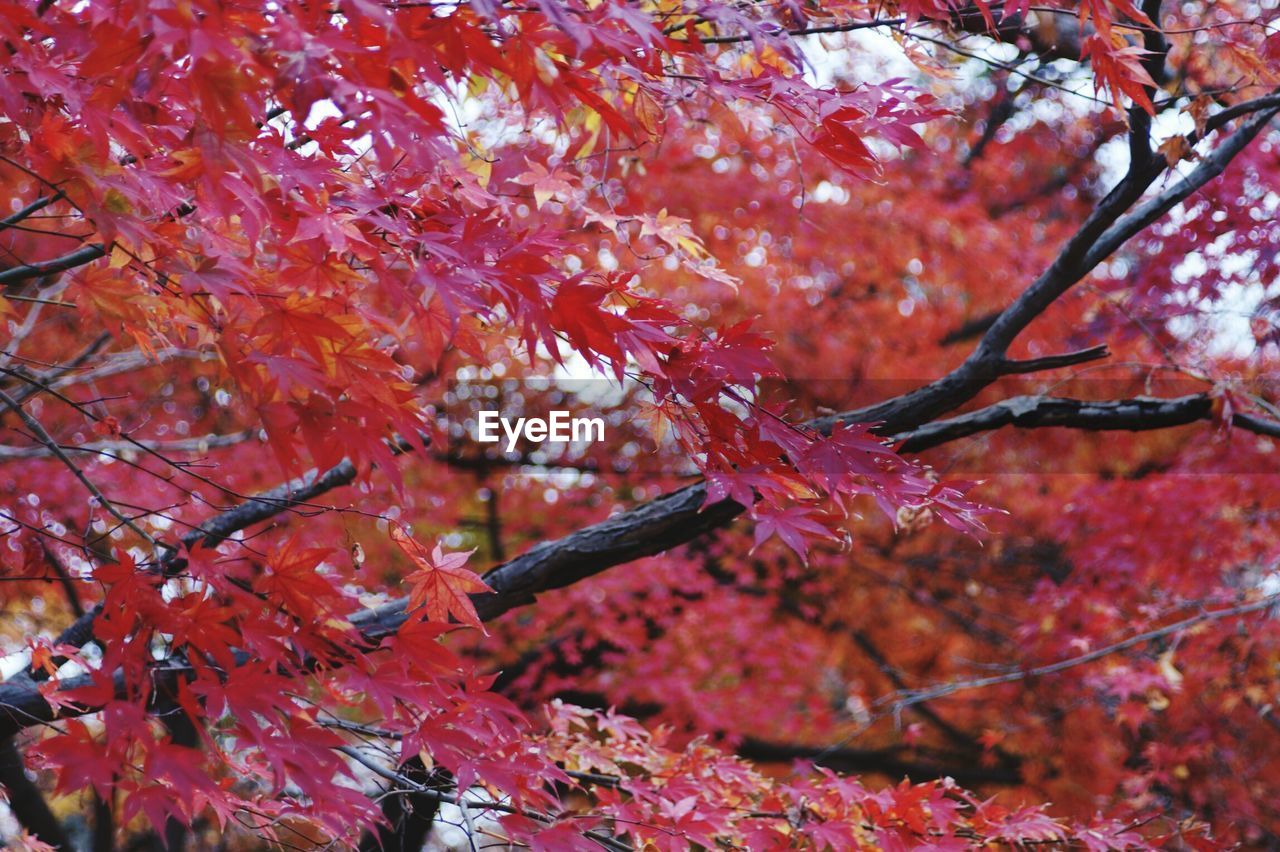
(0, 243), (105, 286)
(3, 388), (1276, 740)
(0, 729), (71, 849)
(997, 344), (1111, 375)
(1127, 0), (1166, 165)
(823, 103), (1278, 439)
(2, 96), (1276, 746)
(0, 193), (64, 231)
(1081, 105), (1280, 272)
(895, 392), (1280, 452)
(893, 393), (1206, 452)
(736, 738), (1021, 786)
(938, 310), (1000, 346)
(1204, 93), (1280, 135)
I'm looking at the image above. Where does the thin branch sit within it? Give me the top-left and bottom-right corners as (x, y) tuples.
(168, 437), (413, 557)
(851, 630), (1017, 765)
(673, 16), (907, 44)
(335, 746), (520, 814)
(0, 429), (257, 461)
(0, 293), (75, 307)
(876, 594), (1279, 713)
(4, 331), (112, 406)
(39, 540), (84, 617)
(0, 387), (165, 553)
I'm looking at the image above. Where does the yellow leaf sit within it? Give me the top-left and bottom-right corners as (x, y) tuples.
(1157, 649), (1184, 688)
(464, 154), (492, 188)
(575, 111), (603, 159)
(103, 189), (132, 214)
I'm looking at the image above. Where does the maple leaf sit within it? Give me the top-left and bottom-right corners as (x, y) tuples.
(986, 807), (1068, 843)
(254, 538), (344, 621)
(390, 525), (489, 628)
(513, 161), (577, 210)
(1157, 135), (1198, 167)
(637, 209), (707, 258)
(750, 506), (835, 561)
(1082, 33), (1157, 114)
(5, 0), (1280, 843)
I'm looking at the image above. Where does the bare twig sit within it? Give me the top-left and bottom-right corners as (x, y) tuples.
(0, 386), (166, 554)
(876, 595), (1279, 713)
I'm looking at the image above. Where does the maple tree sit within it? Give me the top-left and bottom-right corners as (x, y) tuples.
(1, 0), (1280, 847)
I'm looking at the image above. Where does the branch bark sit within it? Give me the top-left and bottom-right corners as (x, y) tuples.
(0, 730), (71, 849)
(1, 390), (1274, 738)
(0, 40), (1276, 752)
(892, 392), (1280, 453)
(0, 243), (105, 286)
(3, 388), (1276, 740)
(736, 738), (1021, 786)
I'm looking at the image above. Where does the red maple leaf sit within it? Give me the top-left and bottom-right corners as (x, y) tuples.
(390, 525), (489, 628)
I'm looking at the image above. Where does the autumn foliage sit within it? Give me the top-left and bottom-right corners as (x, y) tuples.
(1, 0), (1280, 848)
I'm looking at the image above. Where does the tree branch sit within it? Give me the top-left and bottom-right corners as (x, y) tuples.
(1081, 104), (1280, 272)
(851, 630), (1019, 766)
(895, 392), (1280, 452)
(4, 390), (1276, 740)
(0, 193), (64, 231)
(1, 95), (1275, 747)
(997, 344), (1111, 375)
(893, 393), (1211, 452)
(874, 594), (1279, 714)
(736, 738), (1021, 786)
(0, 243), (105, 287)
(0, 430), (257, 461)
(0, 730), (71, 849)
(0, 387), (165, 553)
